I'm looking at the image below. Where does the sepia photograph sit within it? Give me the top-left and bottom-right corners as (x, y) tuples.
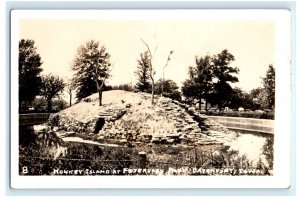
(10, 9), (291, 188)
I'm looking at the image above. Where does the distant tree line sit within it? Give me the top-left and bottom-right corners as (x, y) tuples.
(19, 38), (275, 114)
(134, 48), (275, 111)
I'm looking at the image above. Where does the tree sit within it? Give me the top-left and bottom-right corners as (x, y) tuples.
(250, 87), (264, 110)
(211, 49), (239, 109)
(181, 79), (198, 104)
(250, 65), (275, 110)
(72, 40), (112, 106)
(182, 55), (213, 111)
(31, 97), (47, 111)
(161, 51), (174, 96)
(262, 64), (275, 110)
(229, 87), (255, 110)
(66, 78), (76, 107)
(134, 51), (151, 93)
(40, 74), (65, 112)
(113, 84), (133, 92)
(19, 39), (43, 111)
(154, 79), (181, 101)
(141, 39), (173, 105)
(52, 99), (68, 111)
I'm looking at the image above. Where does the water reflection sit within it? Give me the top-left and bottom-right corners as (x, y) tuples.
(229, 129), (273, 167)
(20, 124), (273, 168)
(19, 124), (47, 146)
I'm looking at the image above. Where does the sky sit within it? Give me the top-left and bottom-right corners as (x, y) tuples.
(19, 19), (275, 92)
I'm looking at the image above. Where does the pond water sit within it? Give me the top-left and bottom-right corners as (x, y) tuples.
(228, 129), (273, 167)
(30, 124), (273, 167)
(33, 124), (47, 132)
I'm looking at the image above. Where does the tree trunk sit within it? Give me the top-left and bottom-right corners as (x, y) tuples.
(151, 84), (154, 105)
(204, 91), (208, 113)
(198, 94), (201, 111)
(98, 90), (103, 106)
(69, 93), (72, 107)
(94, 79), (102, 107)
(151, 77), (154, 105)
(161, 71), (164, 97)
(23, 100), (28, 112)
(47, 99), (52, 112)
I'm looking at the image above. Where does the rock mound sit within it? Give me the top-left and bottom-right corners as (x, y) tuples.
(48, 90), (236, 146)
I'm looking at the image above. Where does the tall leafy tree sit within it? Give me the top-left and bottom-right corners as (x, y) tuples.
(250, 65), (275, 110)
(72, 40), (112, 106)
(181, 79), (198, 104)
(19, 39), (43, 111)
(211, 49), (239, 109)
(182, 55), (213, 111)
(40, 74), (65, 112)
(134, 51), (151, 93)
(262, 64), (275, 110)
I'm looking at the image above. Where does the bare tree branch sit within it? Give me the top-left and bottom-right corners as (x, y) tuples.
(141, 39), (152, 61)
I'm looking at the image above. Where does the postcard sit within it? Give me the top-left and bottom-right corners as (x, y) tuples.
(11, 9), (291, 188)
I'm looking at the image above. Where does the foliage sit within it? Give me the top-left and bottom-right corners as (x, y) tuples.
(249, 88), (264, 110)
(48, 114), (60, 127)
(134, 51), (152, 93)
(52, 99), (68, 110)
(103, 85), (113, 91)
(31, 97), (47, 111)
(31, 97), (67, 112)
(249, 65), (275, 110)
(72, 40), (112, 106)
(154, 79), (181, 101)
(228, 87), (257, 110)
(210, 49), (239, 109)
(262, 137), (274, 168)
(182, 50), (239, 111)
(37, 129), (65, 148)
(260, 65), (275, 110)
(182, 55), (213, 110)
(40, 74), (65, 112)
(262, 65), (275, 109)
(113, 84), (134, 92)
(19, 39), (43, 111)
(181, 79), (198, 103)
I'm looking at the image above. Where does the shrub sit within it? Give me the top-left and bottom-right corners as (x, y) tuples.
(48, 114), (60, 126)
(83, 97), (91, 102)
